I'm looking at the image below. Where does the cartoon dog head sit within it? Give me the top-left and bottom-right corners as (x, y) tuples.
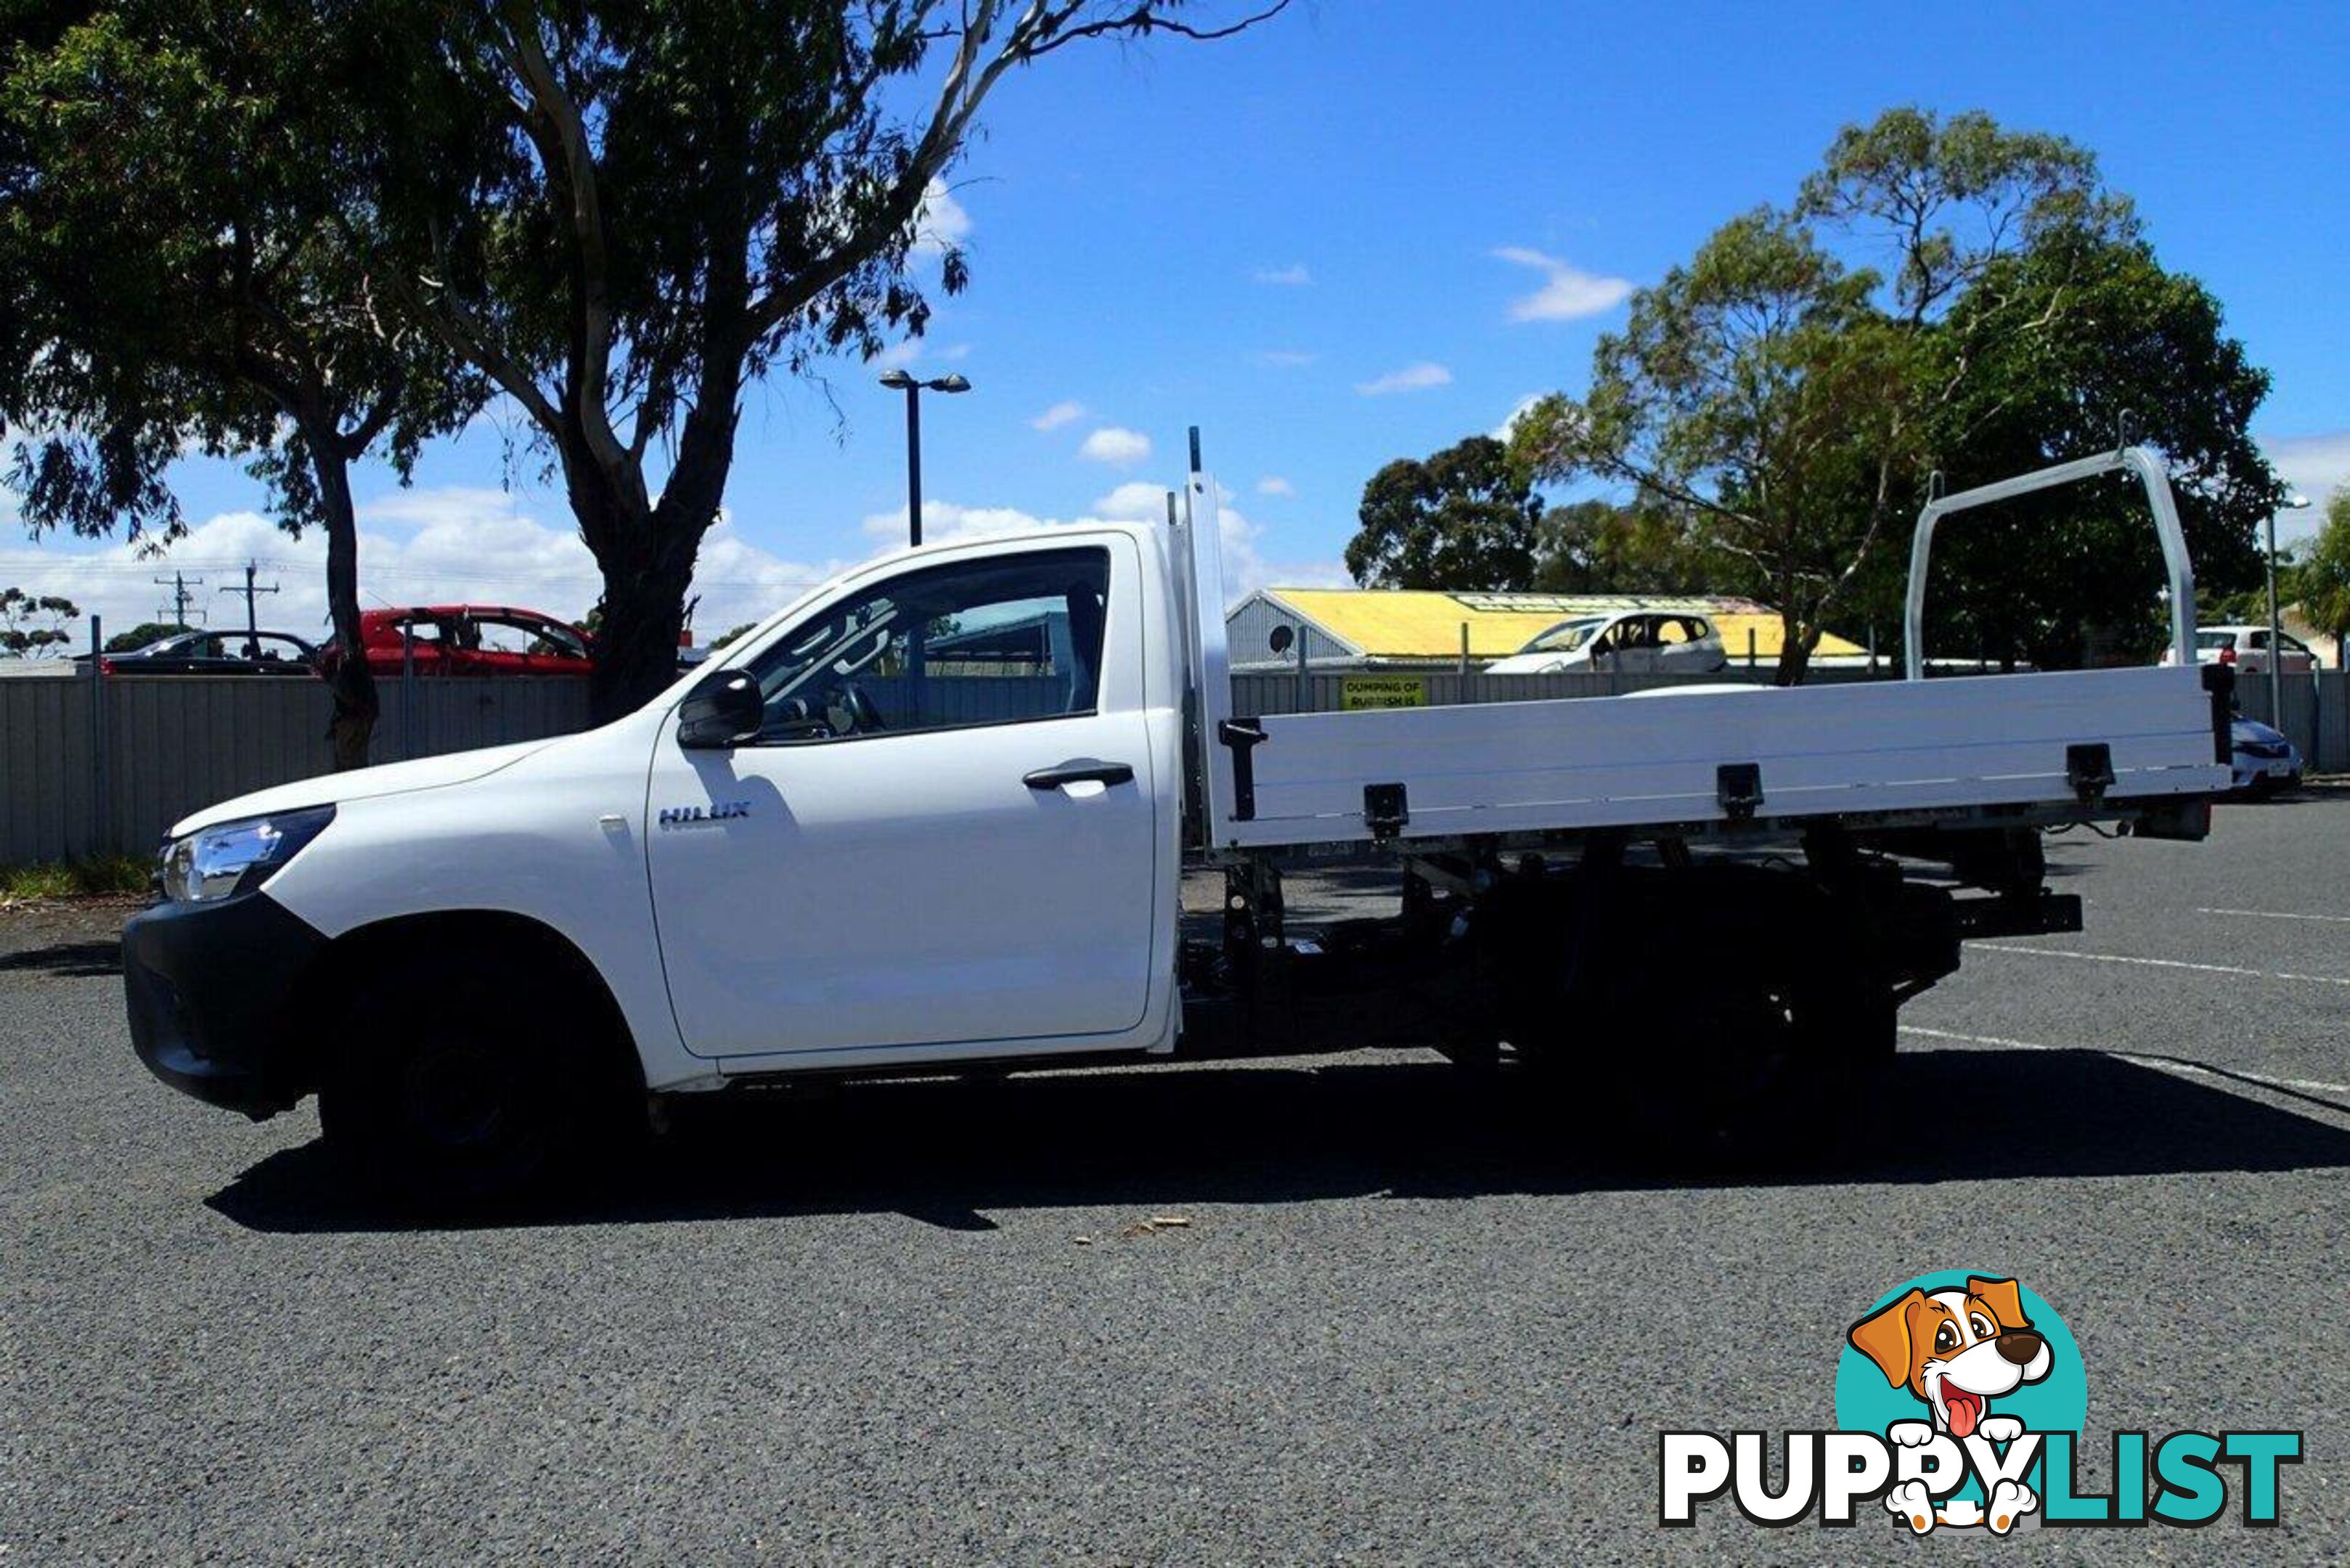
(1848, 1276), (2052, 1439)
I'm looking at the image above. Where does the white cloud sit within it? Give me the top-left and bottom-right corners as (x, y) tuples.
(1355, 362), (1453, 396)
(1492, 245), (1633, 322)
(1078, 427), (1153, 466)
(912, 178), (971, 256)
(851, 481), (1353, 605)
(859, 501), (1087, 549)
(1029, 399), (1085, 432)
(1255, 475), (1295, 497)
(2264, 430), (2350, 539)
(1092, 481), (1172, 520)
(1490, 393), (1545, 441)
(1253, 264), (1312, 286)
(1257, 350), (1317, 368)
(0, 486), (841, 649)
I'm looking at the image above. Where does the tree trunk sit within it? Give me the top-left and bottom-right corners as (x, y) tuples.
(1772, 612), (1818, 686)
(588, 539), (699, 720)
(301, 421), (378, 770)
(576, 383), (738, 724)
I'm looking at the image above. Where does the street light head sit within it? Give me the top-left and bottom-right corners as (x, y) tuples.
(878, 369), (917, 390)
(928, 375), (972, 394)
(2286, 493), (2312, 510)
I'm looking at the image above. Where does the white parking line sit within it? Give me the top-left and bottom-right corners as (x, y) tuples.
(2195, 906), (2350, 925)
(1972, 944), (2350, 987)
(1899, 1025), (2350, 1099)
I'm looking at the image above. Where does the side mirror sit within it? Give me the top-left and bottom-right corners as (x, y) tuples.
(677, 670), (763, 749)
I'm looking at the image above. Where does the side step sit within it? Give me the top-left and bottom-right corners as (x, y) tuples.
(1951, 893), (2083, 941)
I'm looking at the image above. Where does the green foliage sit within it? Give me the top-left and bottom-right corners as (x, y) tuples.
(1530, 499), (1712, 595)
(708, 622), (760, 650)
(1512, 208), (1917, 681)
(0, 0), (487, 761)
(0, 586), (81, 656)
(1346, 436), (1545, 590)
(1514, 106), (2278, 679)
(1915, 232), (2274, 668)
(0, 853), (152, 900)
(1796, 106), (2128, 324)
(2299, 493), (2350, 657)
(104, 621), (195, 653)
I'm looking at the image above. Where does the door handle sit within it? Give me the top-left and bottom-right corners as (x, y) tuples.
(1024, 759), (1135, 791)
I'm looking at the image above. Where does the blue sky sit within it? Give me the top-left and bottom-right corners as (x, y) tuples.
(6, 0), (2346, 639)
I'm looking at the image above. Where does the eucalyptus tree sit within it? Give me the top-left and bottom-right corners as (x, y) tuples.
(0, 3), (483, 764)
(1514, 108), (2275, 680)
(1346, 436), (1546, 591)
(383, 0), (1291, 717)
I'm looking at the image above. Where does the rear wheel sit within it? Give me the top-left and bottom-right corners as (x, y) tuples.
(318, 956), (637, 1208)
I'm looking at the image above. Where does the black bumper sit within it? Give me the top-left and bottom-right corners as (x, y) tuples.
(122, 893), (328, 1119)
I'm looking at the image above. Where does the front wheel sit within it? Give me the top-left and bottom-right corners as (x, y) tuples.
(318, 960), (632, 1208)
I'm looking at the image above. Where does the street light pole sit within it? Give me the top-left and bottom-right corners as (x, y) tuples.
(878, 370), (971, 547)
(2269, 493), (2311, 727)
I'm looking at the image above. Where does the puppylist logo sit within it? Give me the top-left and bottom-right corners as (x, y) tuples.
(1660, 1273), (2302, 1535)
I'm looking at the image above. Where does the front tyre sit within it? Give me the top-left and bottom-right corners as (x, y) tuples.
(319, 959), (626, 1208)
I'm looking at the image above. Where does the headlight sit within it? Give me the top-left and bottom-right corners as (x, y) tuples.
(158, 807), (335, 904)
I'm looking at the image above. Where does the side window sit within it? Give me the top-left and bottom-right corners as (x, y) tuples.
(1656, 617), (1691, 645)
(2247, 629), (2269, 650)
(743, 547), (1111, 743)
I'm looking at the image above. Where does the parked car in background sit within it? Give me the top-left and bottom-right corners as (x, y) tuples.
(2228, 715), (2303, 796)
(318, 606), (594, 678)
(74, 629), (318, 677)
(1484, 611), (1729, 676)
(2177, 625), (2318, 674)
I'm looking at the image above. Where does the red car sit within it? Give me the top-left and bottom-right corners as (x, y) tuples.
(320, 605), (595, 678)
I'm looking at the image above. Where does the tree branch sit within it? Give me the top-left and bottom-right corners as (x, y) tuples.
(493, 2), (632, 486)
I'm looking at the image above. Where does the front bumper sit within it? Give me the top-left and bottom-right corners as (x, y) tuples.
(122, 892), (328, 1119)
(2232, 754), (2302, 791)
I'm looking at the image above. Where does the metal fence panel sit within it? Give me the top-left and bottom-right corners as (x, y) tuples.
(2, 674), (595, 865)
(2235, 670), (2343, 772)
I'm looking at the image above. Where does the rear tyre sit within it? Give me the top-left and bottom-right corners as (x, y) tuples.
(319, 957), (636, 1209)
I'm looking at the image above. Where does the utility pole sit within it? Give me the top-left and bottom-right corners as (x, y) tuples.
(152, 571), (205, 629)
(219, 560), (280, 646)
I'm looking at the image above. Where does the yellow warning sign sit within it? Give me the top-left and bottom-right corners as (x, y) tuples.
(1341, 676), (1427, 711)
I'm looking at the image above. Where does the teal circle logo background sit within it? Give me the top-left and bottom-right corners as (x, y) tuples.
(1834, 1273), (2088, 1442)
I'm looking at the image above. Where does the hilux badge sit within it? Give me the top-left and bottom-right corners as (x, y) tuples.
(658, 801), (751, 827)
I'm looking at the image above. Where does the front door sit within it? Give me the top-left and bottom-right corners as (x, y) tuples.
(643, 538), (1163, 1060)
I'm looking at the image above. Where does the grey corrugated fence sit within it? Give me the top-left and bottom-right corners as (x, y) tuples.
(2, 671), (589, 866)
(6, 661), (2343, 867)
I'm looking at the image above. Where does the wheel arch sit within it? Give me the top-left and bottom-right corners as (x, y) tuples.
(280, 909), (646, 1100)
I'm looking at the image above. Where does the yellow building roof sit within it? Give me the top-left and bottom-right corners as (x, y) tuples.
(1262, 589), (1866, 662)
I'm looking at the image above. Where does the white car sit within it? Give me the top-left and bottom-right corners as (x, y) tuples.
(2179, 625), (2317, 675)
(1483, 611), (1728, 675)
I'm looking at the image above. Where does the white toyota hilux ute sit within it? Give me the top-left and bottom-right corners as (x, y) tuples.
(124, 439), (2234, 1199)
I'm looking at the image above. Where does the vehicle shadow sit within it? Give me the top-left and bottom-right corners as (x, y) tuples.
(206, 1045), (2350, 1235)
(0, 939), (122, 979)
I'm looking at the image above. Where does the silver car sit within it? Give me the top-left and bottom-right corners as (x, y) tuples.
(1484, 611), (1728, 676)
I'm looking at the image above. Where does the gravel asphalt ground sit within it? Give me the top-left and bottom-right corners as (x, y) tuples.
(4, 794), (2346, 1564)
